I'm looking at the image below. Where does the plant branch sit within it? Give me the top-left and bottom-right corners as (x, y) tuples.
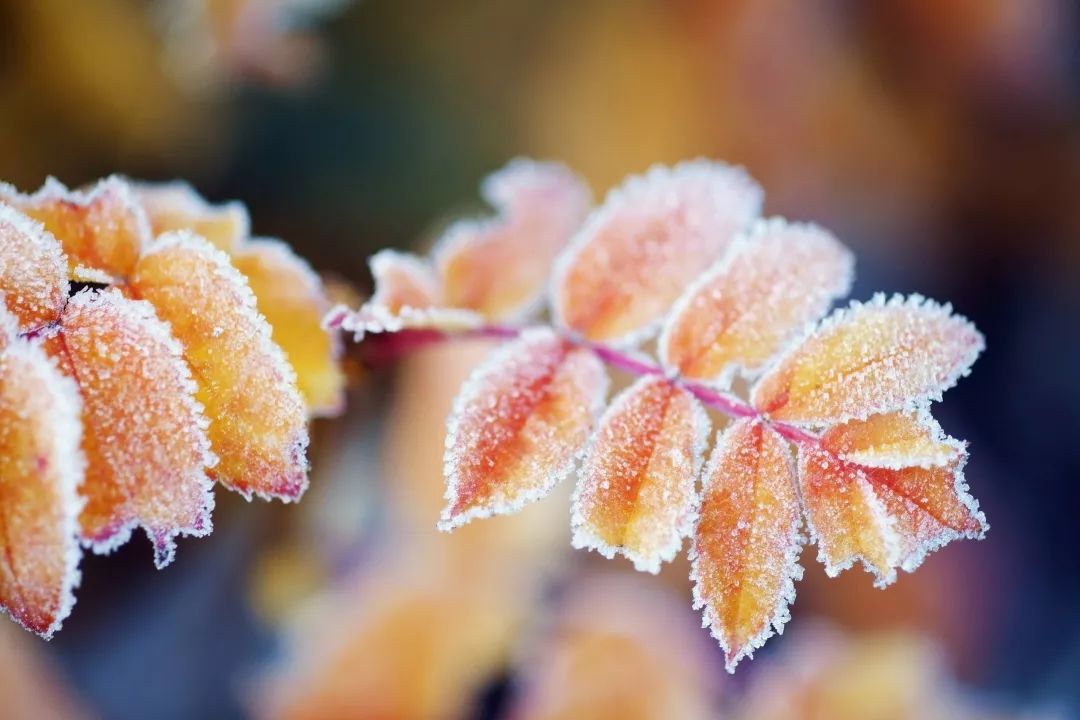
(357, 323), (819, 446)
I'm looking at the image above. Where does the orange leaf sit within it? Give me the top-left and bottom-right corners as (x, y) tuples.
(861, 458), (986, 572)
(341, 250), (480, 339)
(439, 328), (607, 531)
(0, 315), (83, 638)
(659, 219), (853, 384)
(571, 376), (708, 573)
(798, 443), (900, 586)
(435, 160), (590, 320)
(130, 231), (309, 501)
(820, 409), (963, 469)
(232, 239), (345, 418)
(752, 294), (984, 425)
(552, 160), (762, 345)
(134, 181), (250, 253)
(691, 419), (803, 671)
(0, 177), (150, 283)
(0, 205), (68, 331)
(44, 289), (215, 568)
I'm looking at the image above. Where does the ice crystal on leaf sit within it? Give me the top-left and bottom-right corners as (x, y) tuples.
(339, 159), (589, 339)
(435, 159), (591, 320)
(43, 289), (215, 569)
(134, 181), (250, 253)
(572, 375), (708, 574)
(0, 176), (150, 283)
(339, 157), (989, 670)
(439, 327), (608, 531)
(691, 419), (803, 672)
(0, 205), (68, 330)
(131, 232), (309, 501)
(751, 293), (984, 426)
(0, 173), (343, 637)
(552, 160), (762, 346)
(0, 306), (83, 639)
(659, 218), (853, 386)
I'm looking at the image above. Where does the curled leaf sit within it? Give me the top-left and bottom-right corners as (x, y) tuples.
(692, 419), (803, 671)
(232, 239), (345, 418)
(134, 181), (250, 253)
(0, 176), (150, 282)
(44, 289), (215, 568)
(0, 204), (68, 330)
(820, 409), (963, 469)
(752, 294), (984, 425)
(439, 328), (607, 531)
(571, 376), (708, 573)
(130, 231), (309, 501)
(435, 159), (590, 320)
(798, 444), (900, 587)
(552, 160), (762, 345)
(0, 311), (84, 638)
(659, 219), (853, 385)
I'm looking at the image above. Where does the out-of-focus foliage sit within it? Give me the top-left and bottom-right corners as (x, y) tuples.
(255, 342), (571, 720)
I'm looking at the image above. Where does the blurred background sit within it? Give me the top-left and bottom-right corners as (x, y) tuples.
(1, 0), (1078, 717)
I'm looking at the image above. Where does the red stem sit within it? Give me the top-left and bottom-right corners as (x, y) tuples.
(360, 323), (819, 446)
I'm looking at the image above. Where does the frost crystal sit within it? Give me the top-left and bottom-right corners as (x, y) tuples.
(0, 306), (84, 638)
(435, 159), (590, 320)
(439, 327), (608, 531)
(232, 239), (346, 418)
(691, 419), (804, 671)
(551, 159), (763, 346)
(45, 289), (216, 569)
(571, 375), (708, 574)
(132, 231), (309, 502)
(0, 176), (152, 281)
(0, 205), (68, 331)
(752, 293), (984, 425)
(134, 180), (251, 253)
(659, 218), (853, 386)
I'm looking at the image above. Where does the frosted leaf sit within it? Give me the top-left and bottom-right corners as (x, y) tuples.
(341, 249), (482, 339)
(659, 218), (853, 385)
(0, 205), (68, 331)
(133, 180), (251, 252)
(571, 375), (708, 574)
(44, 289), (216, 569)
(860, 455), (986, 573)
(0, 308), (84, 638)
(752, 294), (984, 426)
(551, 159), (762, 346)
(434, 159), (590, 320)
(232, 239), (345, 418)
(439, 327), (608, 531)
(820, 408), (963, 469)
(0, 176), (151, 281)
(691, 419), (804, 671)
(130, 231), (309, 502)
(797, 444), (900, 587)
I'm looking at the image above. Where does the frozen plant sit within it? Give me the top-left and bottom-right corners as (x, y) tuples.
(0, 177), (343, 637)
(335, 158), (988, 671)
